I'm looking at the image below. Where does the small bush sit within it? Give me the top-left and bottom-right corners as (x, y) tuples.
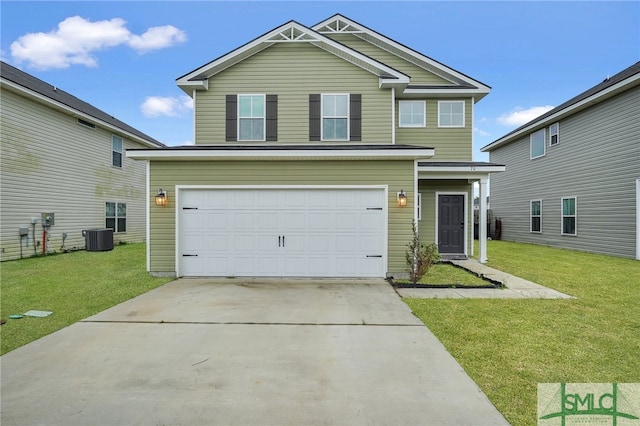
(405, 221), (440, 284)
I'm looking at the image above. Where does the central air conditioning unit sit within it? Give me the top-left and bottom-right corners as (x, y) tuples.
(82, 228), (114, 251)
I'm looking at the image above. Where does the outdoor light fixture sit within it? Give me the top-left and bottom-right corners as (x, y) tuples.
(397, 190), (407, 207)
(155, 189), (168, 207)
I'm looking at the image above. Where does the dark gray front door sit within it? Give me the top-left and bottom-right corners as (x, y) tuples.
(438, 195), (465, 254)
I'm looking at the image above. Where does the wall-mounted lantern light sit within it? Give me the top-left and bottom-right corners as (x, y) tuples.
(397, 190), (407, 207)
(155, 189), (168, 207)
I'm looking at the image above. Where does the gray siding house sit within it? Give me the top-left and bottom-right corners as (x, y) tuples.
(482, 61), (640, 260)
(0, 62), (164, 261)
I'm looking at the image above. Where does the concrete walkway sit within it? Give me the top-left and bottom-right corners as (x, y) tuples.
(1, 279), (509, 426)
(396, 259), (575, 299)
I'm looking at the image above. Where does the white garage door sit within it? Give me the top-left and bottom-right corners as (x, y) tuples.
(179, 188), (386, 277)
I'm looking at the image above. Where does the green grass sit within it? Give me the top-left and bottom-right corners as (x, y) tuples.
(0, 244), (173, 355)
(401, 262), (492, 287)
(404, 241), (640, 426)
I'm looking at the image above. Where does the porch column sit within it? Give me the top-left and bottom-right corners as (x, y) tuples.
(479, 176), (488, 263)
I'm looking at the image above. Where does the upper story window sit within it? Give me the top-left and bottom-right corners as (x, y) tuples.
(322, 94), (349, 140)
(112, 135), (123, 168)
(226, 94), (277, 142)
(399, 101), (426, 128)
(549, 122), (559, 146)
(561, 197), (577, 235)
(530, 129), (546, 159)
(238, 94), (265, 141)
(438, 101), (465, 128)
(309, 94), (360, 142)
(530, 200), (542, 233)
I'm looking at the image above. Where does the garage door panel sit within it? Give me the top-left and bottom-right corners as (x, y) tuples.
(179, 188), (385, 277)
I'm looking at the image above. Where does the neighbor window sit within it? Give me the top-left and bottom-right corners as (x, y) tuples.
(438, 101), (464, 127)
(238, 94), (265, 141)
(561, 197), (576, 235)
(106, 202), (126, 233)
(399, 101), (426, 127)
(549, 122), (559, 146)
(530, 129), (546, 159)
(112, 136), (123, 167)
(322, 94), (349, 140)
(530, 200), (542, 233)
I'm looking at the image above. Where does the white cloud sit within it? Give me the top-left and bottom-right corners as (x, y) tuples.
(497, 106), (554, 127)
(10, 16), (186, 70)
(474, 127), (490, 137)
(141, 95), (192, 117)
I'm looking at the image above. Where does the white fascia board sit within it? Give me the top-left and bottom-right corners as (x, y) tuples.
(127, 148), (435, 161)
(1, 78), (162, 148)
(312, 15), (490, 92)
(403, 87), (490, 101)
(418, 165), (505, 173)
(482, 72), (640, 152)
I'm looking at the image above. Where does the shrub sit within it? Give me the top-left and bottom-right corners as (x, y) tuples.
(405, 221), (440, 284)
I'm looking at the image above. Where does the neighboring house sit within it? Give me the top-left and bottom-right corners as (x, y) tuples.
(482, 61), (640, 260)
(128, 14), (504, 278)
(0, 61), (164, 261)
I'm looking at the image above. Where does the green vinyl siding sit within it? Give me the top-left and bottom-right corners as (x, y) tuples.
(418, 180), (473, 252)
(396, 98), (473, 160)
(195, 43), (392, 144)
(327, 33), (453, 86)
(148, 160), (414, 274)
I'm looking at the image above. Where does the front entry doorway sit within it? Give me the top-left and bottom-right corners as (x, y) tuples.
(438, 194), (465, 254)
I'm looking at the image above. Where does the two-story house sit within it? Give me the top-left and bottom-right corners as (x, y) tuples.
(1, 62), (164, 261)
(482, 61), (640, 260)
(128, 14), (504, 278)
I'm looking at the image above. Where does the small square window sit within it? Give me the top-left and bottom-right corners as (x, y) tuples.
(549, 123), (559, 146)
(112, 136), (123, 168)
(399, 101), (425, 127)
(438, 101), (464, 127)
(530, 129), (546, 159)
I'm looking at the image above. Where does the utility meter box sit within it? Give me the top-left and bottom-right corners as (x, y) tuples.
(41, 213), (55, 227)
(19, 227), (29, 236)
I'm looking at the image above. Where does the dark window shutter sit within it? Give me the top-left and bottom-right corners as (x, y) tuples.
(350, 94), (361, 141)
(225, 95), (237, 141)
(266, 94), (278, 141)
(309, 94), (321, 141)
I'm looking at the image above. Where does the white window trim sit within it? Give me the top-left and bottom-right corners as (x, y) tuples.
(549, 122), (560, 146)
(561, 196), (577, 236)
(112, 135), (123, 168)
(437, 100), (465, 128)
(106, 201), (127, 233)
(530, 129), (546, 159)
(417, 193), (422, 221)
(530, 199), (542, 233)
(237, 94), (266, 142)
(398, 100), (426, 128)
(321, 93), (350, 141)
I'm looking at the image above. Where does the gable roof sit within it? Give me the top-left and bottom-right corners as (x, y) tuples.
(0, 61), (164, 148)
(176, 20), (410, 94)
(176, 15), (489, 100)
(482, 61), (640, 152)
(313, 14), (491, 100)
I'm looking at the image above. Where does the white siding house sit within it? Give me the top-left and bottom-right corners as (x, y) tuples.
(0, 62), (164, 261)
(482, 62), (640, 260)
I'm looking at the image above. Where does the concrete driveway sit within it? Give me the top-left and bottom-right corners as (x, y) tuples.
(1, 278), (509, 426)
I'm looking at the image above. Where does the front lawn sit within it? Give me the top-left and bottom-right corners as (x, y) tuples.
(0, 244), (173, 355)
(405, 241), (640, 426)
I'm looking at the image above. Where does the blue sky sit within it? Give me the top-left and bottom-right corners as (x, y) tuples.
(2, 1), (639, 161)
